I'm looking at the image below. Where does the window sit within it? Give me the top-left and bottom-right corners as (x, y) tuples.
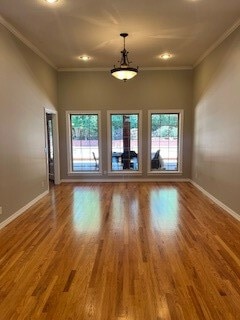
(67, 111), (101, 173)
(108, 111), (142, 173)
(149, 110), (183, 173)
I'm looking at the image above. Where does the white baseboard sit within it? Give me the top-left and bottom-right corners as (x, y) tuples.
(61, 178), (190, 183)
(0, 190), (49, 230)
(190, 180), (240, 222)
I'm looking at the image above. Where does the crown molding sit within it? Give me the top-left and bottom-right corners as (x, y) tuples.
(58, 66), (193, 72)
(0, 16), (191, 73)
(0, 15), (57, 70)
(141, 66), (193, 71)
(1, 12), (239, 72)
(58, 67), (110, 72)
(194, 18), (240, 68)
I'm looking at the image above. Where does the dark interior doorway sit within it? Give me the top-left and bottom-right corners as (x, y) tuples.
(46, 113), (54, 182)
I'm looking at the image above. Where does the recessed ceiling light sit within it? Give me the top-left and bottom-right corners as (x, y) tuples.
(79, 56), (91, 61)
(45, 0), (58, 3)
(160, 52), (173, 60)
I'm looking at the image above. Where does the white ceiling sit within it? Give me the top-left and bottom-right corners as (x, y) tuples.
(0, 0), (240, 70)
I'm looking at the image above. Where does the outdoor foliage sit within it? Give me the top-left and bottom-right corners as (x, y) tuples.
(111, 114), (138, 139)
(70, 113), (178, 140)
(71, 114), (99, 140)
(151, 114), (178, 138)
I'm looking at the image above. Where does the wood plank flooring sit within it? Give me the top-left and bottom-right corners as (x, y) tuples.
(0, 182), (240, 320)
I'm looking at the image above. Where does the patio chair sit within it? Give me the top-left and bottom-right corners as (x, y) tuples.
(151, 150), (164, 169)
(92, 152), (98, 168)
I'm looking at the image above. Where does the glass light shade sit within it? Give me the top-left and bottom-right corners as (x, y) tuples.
(160, 52), (172, 60)
(79, 55), (90, 61)
(111, 67), (138, 81)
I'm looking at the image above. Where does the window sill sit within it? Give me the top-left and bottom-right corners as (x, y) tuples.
(147, 170), (183, 175)
(68, 171), (102, 176)
(108, 170), (143, 176)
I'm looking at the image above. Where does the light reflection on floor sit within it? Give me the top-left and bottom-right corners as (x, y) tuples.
(73, 187), (101, 234)
(150, 187), (179, 233)
(71, 184), (178, 235)
(110, 190), (140, 231)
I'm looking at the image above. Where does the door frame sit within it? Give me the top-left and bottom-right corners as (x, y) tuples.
(44, 108), (61, 186)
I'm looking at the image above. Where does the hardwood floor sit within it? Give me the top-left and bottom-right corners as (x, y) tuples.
(0, 182), (240, 320)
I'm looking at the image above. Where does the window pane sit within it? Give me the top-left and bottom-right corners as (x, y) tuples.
(111, 113), (139, 171)
(70, 114), (99, 172)
(150, 113), (180, 171)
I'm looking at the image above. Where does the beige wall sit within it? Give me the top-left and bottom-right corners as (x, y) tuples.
(192, 26), (240, 214)
(1, 17), (238, 224)
(0, 24), (58, 223)
(58, 69), (193, 180)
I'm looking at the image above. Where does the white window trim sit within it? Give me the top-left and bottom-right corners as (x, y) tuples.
(107, 110), (142, 175)
(66, 110), (102, 175)
(147, 109), (184, 175)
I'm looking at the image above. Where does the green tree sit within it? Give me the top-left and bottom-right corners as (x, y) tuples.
(152, 114), (178, 137)
(71, 114), (98, 140)
(111, 114), (138, 139)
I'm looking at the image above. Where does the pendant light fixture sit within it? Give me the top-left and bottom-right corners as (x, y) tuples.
(111, 33), (138, 82)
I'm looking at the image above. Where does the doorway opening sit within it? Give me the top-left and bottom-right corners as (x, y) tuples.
(45, 109), (60, 187)
(46, 114), (54, 181)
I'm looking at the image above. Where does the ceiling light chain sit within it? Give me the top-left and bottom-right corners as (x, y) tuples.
(111, 33), (138, 82)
